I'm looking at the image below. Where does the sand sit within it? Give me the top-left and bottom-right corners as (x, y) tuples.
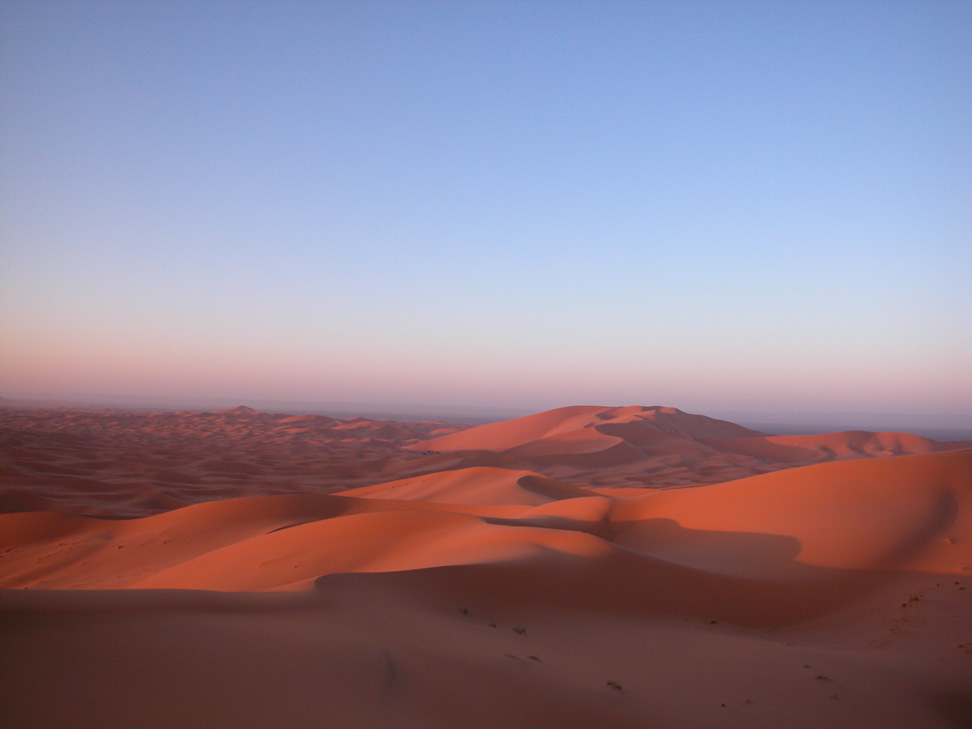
(1, 404), (970, 728)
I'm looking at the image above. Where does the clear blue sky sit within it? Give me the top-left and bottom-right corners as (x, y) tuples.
(2, 0), (970, 421)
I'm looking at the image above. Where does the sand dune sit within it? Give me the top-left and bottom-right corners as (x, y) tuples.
(3, 449), (968, 614)
(704, 429), (969, 463)
(2, 404), (971, 728)
(409, 404), (972, 489)
(409, 404), (764, 454)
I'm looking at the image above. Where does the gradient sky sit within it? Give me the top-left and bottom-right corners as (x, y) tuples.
(2, 0), (970, 421)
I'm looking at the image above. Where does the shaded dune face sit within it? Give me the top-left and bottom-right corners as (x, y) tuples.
(2, 405), (972, 729)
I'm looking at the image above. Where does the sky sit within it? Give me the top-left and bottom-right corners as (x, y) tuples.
(1, 0), (970, 423)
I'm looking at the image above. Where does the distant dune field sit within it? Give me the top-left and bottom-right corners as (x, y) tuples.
(2, 405), (971, 729)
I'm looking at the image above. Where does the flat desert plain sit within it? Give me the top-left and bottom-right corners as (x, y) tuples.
(1, 404), (971, 728)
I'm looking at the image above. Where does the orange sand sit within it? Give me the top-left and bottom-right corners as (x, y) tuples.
(1, 404), (970, 728)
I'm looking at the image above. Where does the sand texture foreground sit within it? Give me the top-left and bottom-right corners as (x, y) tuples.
(2, 405), (971, 728)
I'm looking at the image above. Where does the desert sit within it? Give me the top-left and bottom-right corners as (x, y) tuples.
(1, 403), (970, 729)
(4, 2), (968, 727)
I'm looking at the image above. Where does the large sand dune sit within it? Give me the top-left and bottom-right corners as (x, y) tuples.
(408, 404), (971, 488)
(2, 404), (971, 728)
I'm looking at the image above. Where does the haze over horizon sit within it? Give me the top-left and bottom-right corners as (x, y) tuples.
(2, 1), (970, 423)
